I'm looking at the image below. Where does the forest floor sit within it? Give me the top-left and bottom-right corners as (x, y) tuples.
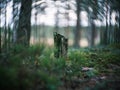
(58, 46), (120, 90)
(0, 44), (120, 90)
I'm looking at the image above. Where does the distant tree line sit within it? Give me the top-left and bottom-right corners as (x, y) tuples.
(0, 0), (120, 53)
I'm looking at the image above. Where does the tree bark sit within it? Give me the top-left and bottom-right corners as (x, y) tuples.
(104, 0), (108, 45)
(74, 0), (81, 48)
(4, 0), (7, 51)
(16, 0), (32, 46)
(0, 8), (1, 54)
(12, 0), (20, 44)
(54, 32), (68, 58)
(90, 20), (96, 46)
(118, 10), (120, 43)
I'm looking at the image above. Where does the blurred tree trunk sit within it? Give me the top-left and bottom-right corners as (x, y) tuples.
(0, 8), (1, 54)
(100, 26), (104, 44)
(64, 12), (69, 38)
(35, 11), (38, 43)
(90, 19), (96, 46)
(74, 0), (81, 48)
(109, 8), (112, 44)
(55, 3), (59, 32)
(114, 11), (119, 44)
(12, 0), (20, 44)
(118, 10), (120, 43)
(65, 0), (70, 38)
(119, 10), (120, 29)
(103, 0), (108, 45)
(7, 26), (11, 50)
(0, 29), (1, 54)
(34, 0), (38, 43)
(42, 23), (46, 44)
(3, 0), (7, 51)
(16, 0), (32, 46)
(91, 0), (98, 47)
(108, 5), (110, 44)
(88, 13), (96, 47)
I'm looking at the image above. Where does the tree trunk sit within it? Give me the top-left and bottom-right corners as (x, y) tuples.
(55, 2), (59, 33)
(4, 1), (7, 51)
(118, 10), (120, 43)
(74, 0), (81, 48)
(0, 8), (1, 54)
(65, 0), (70, 38)
(109, 8), (112, 44)
(8, 26), (11, 50)
(54, 32), (68, 58)
(16, 0), (32, 46)
(12, 0), (20, 44)
(104, 0), (108, 45)
(90, 20), (96, 46)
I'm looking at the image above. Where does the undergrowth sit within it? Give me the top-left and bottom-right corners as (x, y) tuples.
(0, 44), (120, 90)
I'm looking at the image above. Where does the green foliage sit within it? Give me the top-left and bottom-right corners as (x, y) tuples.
(0, 68), (18, 90)
(0, 45), (120, 90)
(68, 50), (89, 66)
(109, 43), (120, 49)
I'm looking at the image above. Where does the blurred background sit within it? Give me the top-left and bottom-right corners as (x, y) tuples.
(0, 0), (120, 48)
